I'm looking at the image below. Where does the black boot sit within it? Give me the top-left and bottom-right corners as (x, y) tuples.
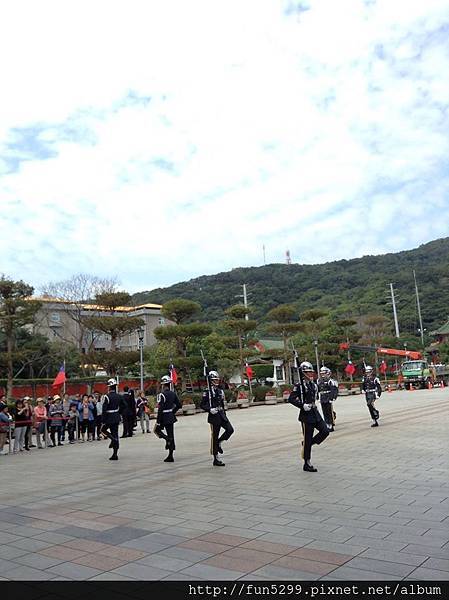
(371, 421), (379, 427)
(303, 462), (317, 472)
(217, 444), (223, 454)
(164, 453), (174, 463)
(213, 456), (225, 466)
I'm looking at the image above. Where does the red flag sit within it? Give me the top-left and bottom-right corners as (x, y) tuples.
(245, 362), (254, 379)
(52, 364), (66, 387)
(345, 361), (356, 376)
(379, 361), (387, 374)
(169, 363), (178, 385)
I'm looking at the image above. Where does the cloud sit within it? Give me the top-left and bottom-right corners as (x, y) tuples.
(1, 0), (449, 293)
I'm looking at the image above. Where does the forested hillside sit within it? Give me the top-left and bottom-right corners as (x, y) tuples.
(133, 238), (449, 335)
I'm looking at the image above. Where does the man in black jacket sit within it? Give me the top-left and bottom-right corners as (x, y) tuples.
(121, 386), (136, 438)
(362, 365), (382, 427)
(102, 378), (124, 461)
(154, 375), (182, 462)
(200, 370), (234, 467)
(288, 361), (329, 472)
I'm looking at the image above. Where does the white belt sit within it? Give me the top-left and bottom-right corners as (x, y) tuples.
(162, 409), (173, 413)
(106, 409), (119, 413)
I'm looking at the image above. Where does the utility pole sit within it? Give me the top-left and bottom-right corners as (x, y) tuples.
(413, 270), (424, 347)
(236, 284), (249, 320)
(138, 327), (145, 392)
(389, 283), (400, 338)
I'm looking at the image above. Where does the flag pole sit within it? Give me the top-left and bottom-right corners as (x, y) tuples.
(63, 359), (66, 395)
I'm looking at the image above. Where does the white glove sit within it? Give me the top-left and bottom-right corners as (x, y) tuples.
(210, 408), (219, 415)
(303, 403), (312, 411)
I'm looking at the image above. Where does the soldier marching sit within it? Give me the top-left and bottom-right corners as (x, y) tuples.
(361, 365), (382, 427)
(317, 366), (339, 432)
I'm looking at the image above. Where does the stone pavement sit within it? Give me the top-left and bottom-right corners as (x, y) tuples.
(0, 387), (448, 581)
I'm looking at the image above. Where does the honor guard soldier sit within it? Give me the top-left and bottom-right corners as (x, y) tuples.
(317, 366), (339, 431)
(200, 370), (234, 467)
(102, 378), (124, 461)
(154, 375), (182, 462)
(362, 366), (382, 427)
(288, 361), (329, 472)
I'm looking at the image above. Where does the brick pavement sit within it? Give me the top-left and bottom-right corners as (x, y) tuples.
(0, 388), (448, 581)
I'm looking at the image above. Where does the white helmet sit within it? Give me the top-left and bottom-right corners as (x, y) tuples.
(365, 365), (373, 373)
(320, 366), (331, 376)
(161, 375), (172, 385)
(208, 370), (219, 380)
(107, 378), (117, 386)
(300, 361), (314, 373)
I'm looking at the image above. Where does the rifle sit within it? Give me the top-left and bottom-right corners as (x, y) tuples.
(200, 349), (214, 410)
(291, 342), (307, 402)
(168, 359), (175, 392)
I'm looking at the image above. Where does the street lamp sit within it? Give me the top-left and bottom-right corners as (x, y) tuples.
(313, 340), (320, 374)
(137, 327), (145, 392)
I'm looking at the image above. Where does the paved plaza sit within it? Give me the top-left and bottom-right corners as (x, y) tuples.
(0, 388), (448, 581)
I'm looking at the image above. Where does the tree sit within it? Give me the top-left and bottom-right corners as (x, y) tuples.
(0, 277), (41, 397)
(266, 304), (304, 383)
(161, 299), (201, 324)
(83, 291), (144, 376)
(83, 292), (144, 352)
(154, 299), (212, 390)
(41, 274), (118, 352)
(222, 305), (257, 390)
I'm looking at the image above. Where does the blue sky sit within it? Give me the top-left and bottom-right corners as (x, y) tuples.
(1, 0), (449, 293)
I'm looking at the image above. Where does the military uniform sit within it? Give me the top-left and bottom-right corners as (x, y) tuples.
(317, 376), (339, 431)
(288, 373), (329, 471)
(101, 386), (124, 460)
(154, 388), (182, 462)
(362, 374), (382, 426)
(200, 385), (234, 465)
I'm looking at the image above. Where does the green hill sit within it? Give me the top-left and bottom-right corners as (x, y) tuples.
(132, 237), (449, 335)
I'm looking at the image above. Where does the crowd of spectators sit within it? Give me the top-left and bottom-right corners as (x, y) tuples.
(0, 389), (153, 455)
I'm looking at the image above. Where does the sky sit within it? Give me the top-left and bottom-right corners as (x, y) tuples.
(1, 0), (449, 294)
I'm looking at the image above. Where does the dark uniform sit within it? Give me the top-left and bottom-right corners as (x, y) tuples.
(101, 386), (124, 460)
(288, 372), (329, 471)
(121, 387), (136, 438)
(154, 387), (182, 462)
(200, 385), (234, 466)
(362, 372), (382, 426)
(317, 376), (339, 431)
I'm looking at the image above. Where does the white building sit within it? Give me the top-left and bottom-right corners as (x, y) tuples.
(32, 297), (168, 352)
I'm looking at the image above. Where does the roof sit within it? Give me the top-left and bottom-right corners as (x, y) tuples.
(253, 338), (284, 352)
(33, 297), (162, 311)
(430, 319), (449, 336)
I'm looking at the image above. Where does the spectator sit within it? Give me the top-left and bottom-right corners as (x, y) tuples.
(136, 391), (151, 434)
(0, 403), (12, 455)
(33, 398), (48, 449)
(49, 395), (64, 447)
(93, 392), (104, 440)
(13, 399), (28, 453)
(67, 404), (79, 444)
(23, 397), (34, 451)
(88, 394), (98, 439)
(61, 393), (72, 441)
(77, 394), (95, 442)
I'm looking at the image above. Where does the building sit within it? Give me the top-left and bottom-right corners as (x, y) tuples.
(430, 319), (449, 345)
(229, 338), (287, 386)
(32, 297), (168, 352)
